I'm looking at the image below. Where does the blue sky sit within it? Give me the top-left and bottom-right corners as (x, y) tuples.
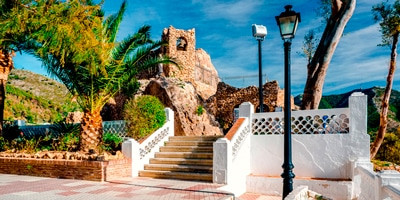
(13, 0), (400, 95)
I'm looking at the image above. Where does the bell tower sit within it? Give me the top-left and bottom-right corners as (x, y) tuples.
(161, 26), (196, 82)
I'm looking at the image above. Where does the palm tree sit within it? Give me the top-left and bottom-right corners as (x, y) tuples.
(0, 0), (19, 135)
(36, 1), (174, 152)
(0, 0), (102, 135)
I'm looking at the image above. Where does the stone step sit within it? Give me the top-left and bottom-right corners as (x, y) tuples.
(139, 170), (212, 182)
(144, 164), (212, 173)
(149, 158), (212, 166)
(169, 136), (222, 142)
(165, 141), (214, 147)
(159, 146), (213, 153)
(154, 152), (213, 159)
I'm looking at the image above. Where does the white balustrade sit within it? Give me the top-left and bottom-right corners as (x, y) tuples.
(231, 118), (250, 159)
(252, 108), (350, 135)
(356, 164), (400, 200)
(122, 108), (174, 177)
(213, 102), (253, 196)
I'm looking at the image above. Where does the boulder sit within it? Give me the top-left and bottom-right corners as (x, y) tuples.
(193, 48), (220, 100)
(144, 77), (222, 136)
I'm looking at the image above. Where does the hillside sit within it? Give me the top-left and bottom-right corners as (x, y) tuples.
(295, 87), (400, 134)
(5, 69), (80, 124)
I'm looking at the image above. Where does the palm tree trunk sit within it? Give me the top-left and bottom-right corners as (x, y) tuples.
(370, 33), (399, 159)
(0, 49), (14, 136)
(301, 0), (356, 110)
(79, 110), (103, 152)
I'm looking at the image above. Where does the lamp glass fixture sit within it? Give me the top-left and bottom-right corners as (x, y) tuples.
(275, 5), (300, 40)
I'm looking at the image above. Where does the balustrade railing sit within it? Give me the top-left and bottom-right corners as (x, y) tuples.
(358, 166), (378, 200)
(230, 118), (250, 159)
(252, 108), (350, 135)
(122, 108), (174, 177)
(356, 164), (400, 200)
(213, 102), (252, 196)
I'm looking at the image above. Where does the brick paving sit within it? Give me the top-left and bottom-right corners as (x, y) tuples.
(238, 193), (281, 200)
(0, 174), (234, 200)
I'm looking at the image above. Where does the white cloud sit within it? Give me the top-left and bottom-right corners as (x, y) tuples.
(193, 0), (264, 25)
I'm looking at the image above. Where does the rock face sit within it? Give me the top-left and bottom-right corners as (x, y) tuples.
(143, 77), (222, 136)
(161, 26), (219, 100)
(66, 111), (83, 124)
(206, 81), (295, 132)
(194, 48), (219, 99)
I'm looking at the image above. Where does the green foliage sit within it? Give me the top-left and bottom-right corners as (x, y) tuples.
(124, 95), (166, 140)
(51, 132), (80, 152)
(5, 84), (80, 123)
(318, 98), (333, 109)
(300, 30), (319, 65)
(9, 74), (25, 80)
(0, 137), (6, 151)
(50, 120), (80, 151)
(27, 0), (175, 116)
(102, 132), (123, 153)
(372, 0), (400, 46)
(196, 105), (204, 116)
(376, 129), (400, 164)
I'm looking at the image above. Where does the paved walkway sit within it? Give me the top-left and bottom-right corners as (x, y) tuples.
(0, 174), (281, 200)
(0, 174), (234, 200)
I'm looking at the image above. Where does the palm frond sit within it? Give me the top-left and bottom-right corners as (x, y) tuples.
(103, 0), (126, 43)
(111, 25), (152, 62)
(125, 40), (168, 69)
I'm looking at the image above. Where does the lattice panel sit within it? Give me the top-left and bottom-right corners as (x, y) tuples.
(253, 114), (349, 135)
(253, 117), (283, 135)
(102, 120), (127, 137)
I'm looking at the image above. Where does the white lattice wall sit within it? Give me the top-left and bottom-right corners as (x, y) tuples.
(250, 93), (370, 180)
(252, 108), (350, 135)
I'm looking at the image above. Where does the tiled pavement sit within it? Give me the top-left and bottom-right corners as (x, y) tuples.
(0, 174), (280, 200)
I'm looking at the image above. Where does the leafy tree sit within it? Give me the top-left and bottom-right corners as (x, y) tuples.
(0, 0), (102, 135)
(300, 30), (319, 65)
(301, 0), (356, 109)
(0, 0), (22, 135)
(29, 1), (174, 152)
(370, 0), (400, 159)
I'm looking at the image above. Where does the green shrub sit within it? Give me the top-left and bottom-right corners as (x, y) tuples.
(124, 95), (166, 140)
(376, 129), (400, 165)
(50, 120), (80, 151)
(196, 105), (204, 116)
(102, 132), (123, 153)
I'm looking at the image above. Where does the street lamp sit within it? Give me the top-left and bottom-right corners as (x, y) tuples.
(252, 24), (267, 113)
(275, 5), (300, 199)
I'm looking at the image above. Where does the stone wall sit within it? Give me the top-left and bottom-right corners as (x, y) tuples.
(206, 81), (282, 131)
(0, 158), (131, 182)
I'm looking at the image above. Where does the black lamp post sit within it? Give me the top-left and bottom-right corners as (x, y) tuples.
(252, 24), (267, 113)
(275, 5), (300, 199)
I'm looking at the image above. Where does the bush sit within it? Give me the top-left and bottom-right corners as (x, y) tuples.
(124, 95), (166, 140)
(102, 132), (123, 153)
(50, 120), (80, 151)
(376, 129), (400, 165)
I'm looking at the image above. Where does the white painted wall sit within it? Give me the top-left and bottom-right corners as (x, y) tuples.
(250, 93), (370, 179)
